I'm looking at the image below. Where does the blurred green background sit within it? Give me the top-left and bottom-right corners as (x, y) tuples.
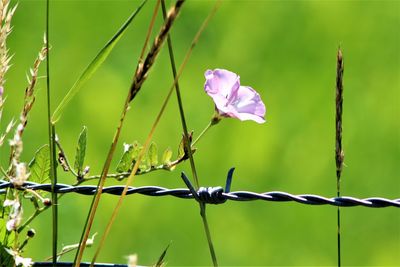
(1, 0), (399, 266)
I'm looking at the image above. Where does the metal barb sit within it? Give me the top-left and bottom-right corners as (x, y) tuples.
(180, 172), (200, 201)
(225, 167), (235, 193)
(180, 172), (226, 205)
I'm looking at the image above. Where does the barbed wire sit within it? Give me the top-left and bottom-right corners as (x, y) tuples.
(33, 262), (129, 267)
(1, 180), (399, 208)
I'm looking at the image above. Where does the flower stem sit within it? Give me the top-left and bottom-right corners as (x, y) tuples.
(192, 119), (214, 147)
(17, 193), (64, 235)
(17, 208), (42, 234)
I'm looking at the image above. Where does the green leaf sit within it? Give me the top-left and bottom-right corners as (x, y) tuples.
(0, 243), (14, 267)
(74, 126), (87, 175)
(131, 141), (142, 162)
(29, 145), (51, 184)
(51, 0), (148, 123)
(137, 144), (149, 171)
(148, 142), (158, 167)
(162, 147), (172, 165)
(116, 144), (134, 173)
(177, 135), (185, 159)
(139, 153), (150, 171)
(154, 243), (171, 267)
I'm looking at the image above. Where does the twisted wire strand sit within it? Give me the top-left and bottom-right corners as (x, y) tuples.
(33, 263), (129, 267)
(0, 180), (399, 208)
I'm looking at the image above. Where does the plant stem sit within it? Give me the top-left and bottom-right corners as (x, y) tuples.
(192, 120), (213, 147)
(335, 47), (344, 267)
(56, 137), (177, 184)
(160, 0), (199, 187)
(161, 1), (220, 266)
(45, 0), (58, 265)
(17, 193), (64, 235)
(200, 203), (218, 266)
(50, 125), (58, 266)
(17, 208), (42, 234)
(74, 96), (130, 267)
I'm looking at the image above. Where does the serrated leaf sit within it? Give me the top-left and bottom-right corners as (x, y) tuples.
(139, 153), (150, 171)
(74, 126), (87, 175)
(162, 147), (173, 165)
(131, 142), (148, 171)
(148, 142), (158, 167)
(138, 145), (149, 171)
(29, 145), (50, 184)
(51, 0), (148, 123)
(116, 144), (133, 173)
(131, 141), (142, 162)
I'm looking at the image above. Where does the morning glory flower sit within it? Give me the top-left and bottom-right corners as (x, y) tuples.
(204, 69), (266, 124)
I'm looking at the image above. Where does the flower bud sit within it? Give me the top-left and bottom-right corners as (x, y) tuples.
(43, 198), (52, 207)
(27, 229), (36, 238)
(82, 166), (90, 176)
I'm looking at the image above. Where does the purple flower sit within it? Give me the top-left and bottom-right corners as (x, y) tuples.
(204, 69), (266, 124)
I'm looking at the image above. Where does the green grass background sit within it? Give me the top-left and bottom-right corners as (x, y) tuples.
(1, 0), (399, 266)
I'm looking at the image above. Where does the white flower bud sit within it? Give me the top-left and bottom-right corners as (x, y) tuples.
(11, 163), (30, 186)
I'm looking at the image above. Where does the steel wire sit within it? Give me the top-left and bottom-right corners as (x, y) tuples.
(1, 180), (398, 208)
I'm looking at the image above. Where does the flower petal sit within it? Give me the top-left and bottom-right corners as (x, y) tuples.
(204, 69), (241, 115)
(15, 255), (33, 267)
(204, 69), (240, 99)
(230, 86), (266, 123)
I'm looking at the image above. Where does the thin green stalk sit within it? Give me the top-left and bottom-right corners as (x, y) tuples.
(192, 120), (212, 147)
(17, 208), (42, 234)
(200, 203), (218, 266)
(50, 125), (58, 266)
(160, 0), (199, 187)
(335, 47), (344, 267)
(161, 1), (221, 266)
(45, 0), (58, 265)
(90, 57), (174, 266)
(73, 96), (130, 267)
(18, 193), (64, 235)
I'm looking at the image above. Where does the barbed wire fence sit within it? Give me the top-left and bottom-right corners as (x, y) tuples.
(1, 179), (399, 208)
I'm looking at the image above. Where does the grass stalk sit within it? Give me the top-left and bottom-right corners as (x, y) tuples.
(129, 0), (185, 102)
(335, 47), (344, 267)
(161, 1), (221, 265)
(73, 95), (129, 267)
(45, 0), (59, 265)
(89, 2), (220, 264)
(50, 124), (58, 267)
(74, 1), (182, 265)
